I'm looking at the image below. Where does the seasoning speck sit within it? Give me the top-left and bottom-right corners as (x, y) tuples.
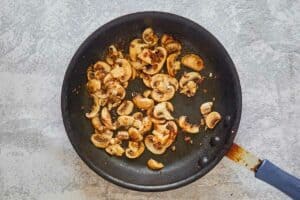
(171, 146), (176, 151)
(209, 72), (213, 78)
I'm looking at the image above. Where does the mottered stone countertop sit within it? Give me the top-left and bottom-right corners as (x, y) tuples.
(0, 0), (299, 199)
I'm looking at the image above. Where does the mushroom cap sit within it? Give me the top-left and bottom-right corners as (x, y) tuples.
(181, 54), (204, 71)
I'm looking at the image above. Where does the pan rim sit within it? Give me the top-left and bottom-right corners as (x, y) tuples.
(61, 11), (242, 192)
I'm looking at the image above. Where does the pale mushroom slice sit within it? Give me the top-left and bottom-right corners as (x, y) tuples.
(161, 34), (175, 46)
(141, 116), (152, 134)
(101, 107), (116, 130)
(106, 45), (124, 65)
(116, 131), (129, 140)
(132, 94), (154, 110)
(129, 39), (148, 61)
(181, 54), (204, 71)
(90, 130), (113, 149)
(200, 102), (213, 116)
(86, 79), (101, 94)
(138, 47), (167, 75)
(125, 141), (145, 159)
(132, 112), (144, 121)
(179, 72), (202, 88)
(116, 116), (143, 132)
(131, 59), (147, 70)
(117, 100), (134, 116)
(178, 116), (200, 134)
(205, 111), (221, 129)
(105, 144), (125, 156)
(152, 102), (174, 120)
(147, 159), (164, 170)
(167, 53), (181, 77)
(85, 94), (100, 119)
(93, 61), (111, 80)
(153, 121), (178, 145)
(109, 137), (122, 145)
(142, 27), (158, 46)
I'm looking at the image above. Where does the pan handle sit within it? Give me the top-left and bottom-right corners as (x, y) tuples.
(255, 160), (300, 199)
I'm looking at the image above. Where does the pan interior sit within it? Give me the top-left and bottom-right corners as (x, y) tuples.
(62, 12), (241, 191)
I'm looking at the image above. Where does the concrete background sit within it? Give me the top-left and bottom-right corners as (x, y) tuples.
(0, 0), (299, 199)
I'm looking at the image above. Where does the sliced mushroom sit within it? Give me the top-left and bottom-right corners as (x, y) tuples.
(116, 131), (129, 140)
(147, 159), (164, 170)
(142, 27), (158, 46)
(138, 47), (167, 75)
(85, 94), (100, 119)
(106, 82), (126, 108)
(101, 107), (116, 130)
(143, 90), (152, 98)
(115, 58), (132, 82)
(106, 45), (123, 65)
(141, 116), (152, 134)
(179, 72), (202, 88)
(131, 60), (147, 70)
(125, 141), (145, 159)
(139, 73), (152, 88)
(131, 67), (137, 80)
(178, 116), (200, 134)
(117, 115), (135, 128)
(153, 121), (178, 144)
(102, 73), (114, 85)
(117, 100), (134, 116)
(180, 80), (198, 97)
(167, 53), (181, 77)
(129, 39), (148, 61)
(90, 130), (113, 149)
(86, 79), (101, 93)
(146, 107), (166, 124)
(105, 144), (125, 156)
(161, 34), (175, 46)
(128, 127), (143, 142)
(153, 102), (174, 120)
(200, 102), (213, 115)
(132, 94), (154, 110)
(150, 74), (178, 90)
(144, 135), (168, 155)
(132, 112), (143, 121)
(165, 42), (182, 54)
(91, 115), (104, 131)
(109, 137), (122, 145)
(87, 66), (94, 80)
(93, 61), (111, 80)
(181, 54), (204, 71)
(151, 88), (175, 103)
(205, 111), (221, 129)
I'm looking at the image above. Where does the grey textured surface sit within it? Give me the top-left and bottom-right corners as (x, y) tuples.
(0, 0), (299, 199)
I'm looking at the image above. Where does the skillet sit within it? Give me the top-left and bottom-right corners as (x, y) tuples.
(61, 12), (300, 198)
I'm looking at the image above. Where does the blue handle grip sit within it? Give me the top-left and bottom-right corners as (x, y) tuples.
(255, 160), (300, 199)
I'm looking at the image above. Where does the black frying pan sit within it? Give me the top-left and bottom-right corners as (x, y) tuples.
(61, 12), (300, 198)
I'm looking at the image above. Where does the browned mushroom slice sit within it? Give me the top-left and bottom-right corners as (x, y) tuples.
(152, 102), (174, 120)
(125, 141), (145, 159)
(85, 94), (100, 119)
(167, 53), (181, 77)
(117, 100), (134, 116)
(179, 72), (202, 88)
(200, 102), (213, 116)
(138, 47), (167, 75)
(115, 58), (132, 82)
(142, 27), (158, 46)
(105, 144), (125, 156)
(147, 159), (164, 170)
(151, 87), (175, 102)
(101, 107), (116, 130)
(132, 94), (154, 110)
(116, 131), (129, 140)
(90, 130), (113, 149)
(91, 115), (105, 131)
(86, 79), (101, 94)
(128, 127), (143, 142)
(93, 61), (111, 80)
(205, 111), (221, 129)
(106, 45), (124, 65)
(129, 39), (148, 61)
(178, 116), (200, 134)
(181, 54), (204, 71)
(144, 135), (168, 155)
